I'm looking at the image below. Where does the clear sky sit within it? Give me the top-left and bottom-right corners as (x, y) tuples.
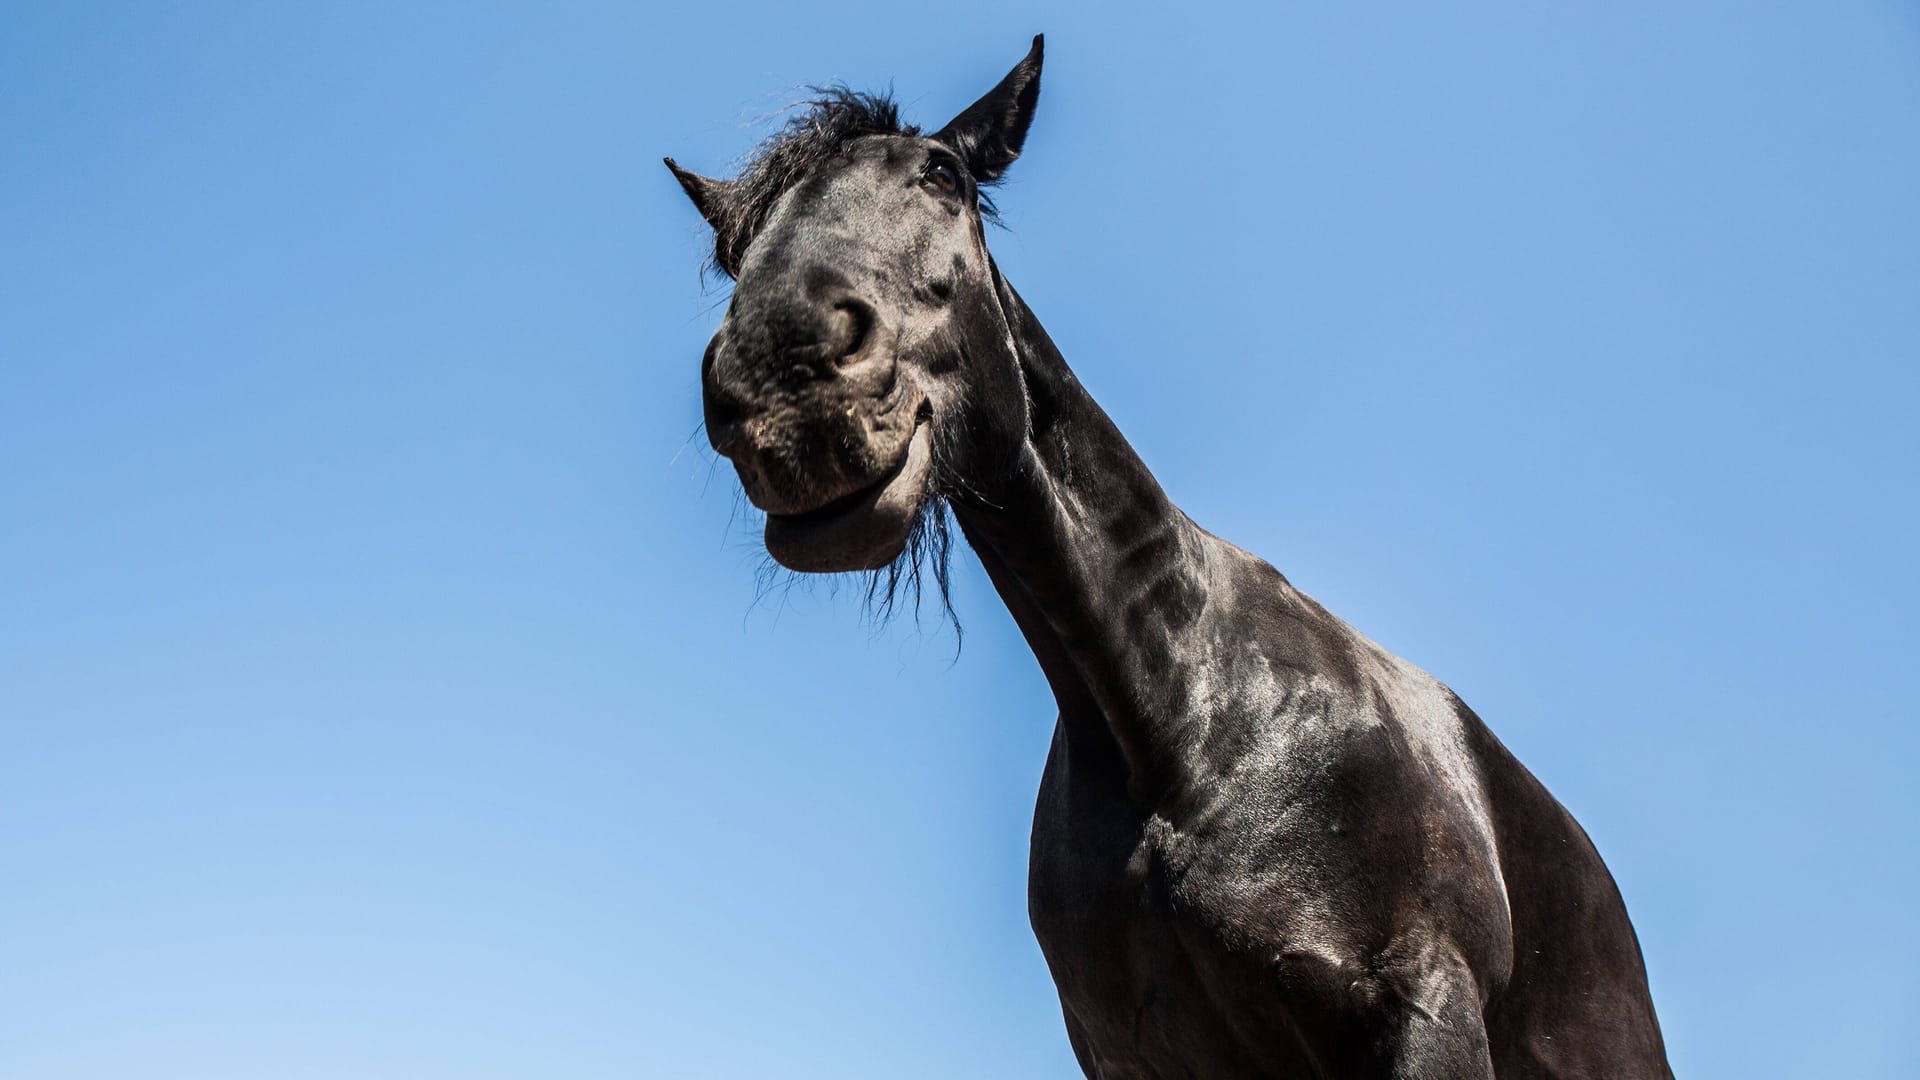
(3, 3), (1916, 1078)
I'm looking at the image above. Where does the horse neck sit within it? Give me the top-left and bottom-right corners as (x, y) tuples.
(950, 273), (1216, 794)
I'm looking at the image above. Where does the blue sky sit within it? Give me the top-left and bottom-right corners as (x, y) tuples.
(3, 3), (1916, 1077)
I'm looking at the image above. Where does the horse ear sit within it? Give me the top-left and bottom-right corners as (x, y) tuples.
(933, 35), (1043, 184)
(664, 157), (734, 228)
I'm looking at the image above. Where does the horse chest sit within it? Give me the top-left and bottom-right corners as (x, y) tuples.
(1027, 731), (1328, 1077)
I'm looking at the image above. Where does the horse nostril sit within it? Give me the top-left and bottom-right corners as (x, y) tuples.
(704, 384), (749, 457)
(827, 299), (875, 364)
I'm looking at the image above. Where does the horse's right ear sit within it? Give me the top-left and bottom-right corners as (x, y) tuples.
(664, 157), (734, 229)
(933, 35), (1043, 184)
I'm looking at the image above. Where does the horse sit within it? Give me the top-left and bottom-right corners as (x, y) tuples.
(666, 37), (1673, 1079)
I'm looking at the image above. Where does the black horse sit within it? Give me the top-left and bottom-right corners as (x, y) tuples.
(668, 38), (1672, 1079)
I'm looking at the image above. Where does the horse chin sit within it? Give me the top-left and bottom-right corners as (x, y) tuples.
(763, 422), (933, 573)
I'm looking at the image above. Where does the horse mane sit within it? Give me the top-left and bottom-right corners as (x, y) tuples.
(707, 88), (1002, 280)
(701, 89), (915, 279)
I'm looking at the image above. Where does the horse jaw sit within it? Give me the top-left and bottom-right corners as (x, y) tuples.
(763, 422), (933, 573)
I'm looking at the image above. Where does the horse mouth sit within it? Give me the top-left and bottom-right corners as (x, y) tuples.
(763, 416), (934, 573)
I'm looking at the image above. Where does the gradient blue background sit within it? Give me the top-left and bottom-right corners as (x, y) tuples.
(4, 4), (1916, 1077)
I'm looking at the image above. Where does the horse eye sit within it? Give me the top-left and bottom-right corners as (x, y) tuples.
(924, 162), (960, 195)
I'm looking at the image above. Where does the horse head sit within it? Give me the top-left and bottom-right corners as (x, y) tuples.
(667, 38), (1043, 573)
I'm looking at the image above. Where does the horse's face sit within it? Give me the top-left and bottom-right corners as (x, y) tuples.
(701, 134), (1003, 573)
(670, 39), (1043, 573)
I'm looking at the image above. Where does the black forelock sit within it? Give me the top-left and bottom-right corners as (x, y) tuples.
(705, 87), (1001, 279)
(703, 89), (914, 278)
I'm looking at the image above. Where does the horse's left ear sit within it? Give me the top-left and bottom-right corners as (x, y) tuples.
(664, 157), (734, 230)
(933, 35), (1043, 184)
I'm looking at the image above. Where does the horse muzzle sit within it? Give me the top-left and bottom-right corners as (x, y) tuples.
(703, 290), (935, 571)
(761, 414), (933, 572)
